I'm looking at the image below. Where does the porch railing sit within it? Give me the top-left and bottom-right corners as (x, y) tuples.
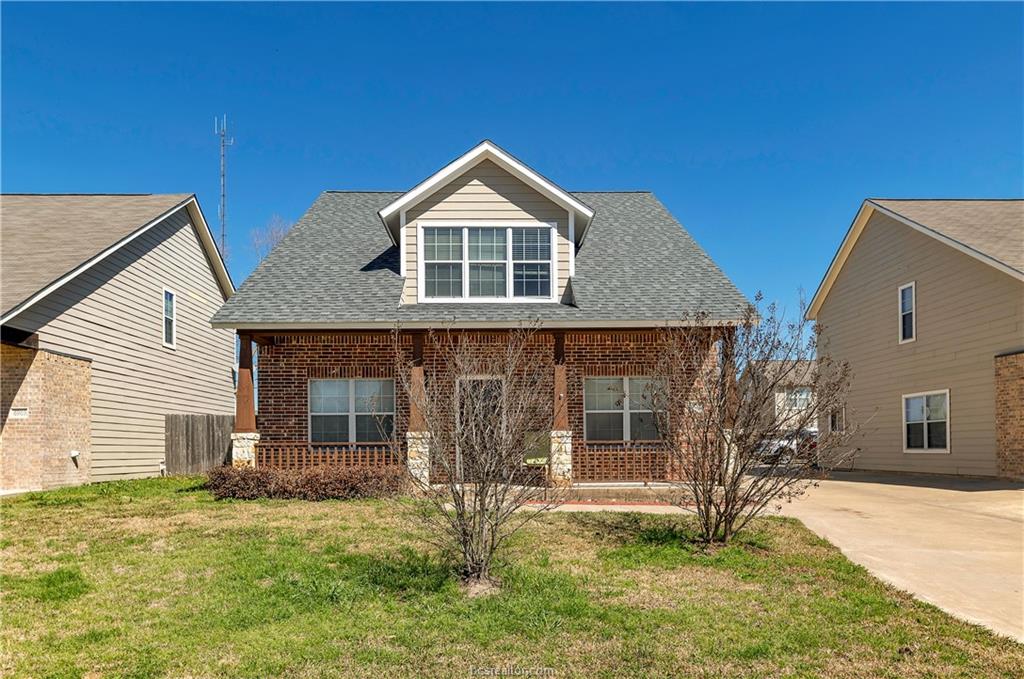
(255, 441), (402, 470)
(573, 440), (673, 482)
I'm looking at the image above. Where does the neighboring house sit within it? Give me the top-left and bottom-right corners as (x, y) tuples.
(0, 194), (236, 491)
(743, 360), (819, 433)
(808, 199), (1024, 479)
(211, 140), (747, 484)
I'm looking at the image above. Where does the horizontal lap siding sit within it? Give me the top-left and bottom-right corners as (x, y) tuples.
(403, 160), (571, 303)
(817, 212), (1024, 476)
(8, 208), (236, 481)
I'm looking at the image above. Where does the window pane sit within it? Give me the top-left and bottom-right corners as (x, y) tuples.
(629, 378), (664, 411)
(586, 412), (624, 440)
(927, 421), (947, 449)
(512, 228), (550, 260)
(904, 396), (924, 423)
(585, 378), (624, 411)
(164, 290), (175, 317)
(513, 263), (551, 297)
(311, 415), (348, 442)
(469, 264), (507, 297)
(424, 228), (462, 261)
(164, 318), (174, 345)
(630, 412), (660, 440)
(901, 312), (914, 340)
(901, 286), (913, 313)
(906, 422), (925, 449)
(356, 414), (393, 442)
(425, 263), (462, 298)
(926, 393), (947, 421)
(354, 380), (395, 413)
(310, 380), (348, 414)
(468, 228), (506, 260)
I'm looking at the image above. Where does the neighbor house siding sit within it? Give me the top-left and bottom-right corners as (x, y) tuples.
(6, 207), (236, 481)
(402, 159), (572, 303)
(816, 211), (1024, 476)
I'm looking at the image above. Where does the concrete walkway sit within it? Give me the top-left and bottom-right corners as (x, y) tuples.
(779, 472), (1024, 642)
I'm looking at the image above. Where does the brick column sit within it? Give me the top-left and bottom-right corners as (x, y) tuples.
(231, 332), (259, 467)
(406, 335), (430, 486)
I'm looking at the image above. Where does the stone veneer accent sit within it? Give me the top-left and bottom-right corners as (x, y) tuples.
(995, 351), (1024, 481)
(230, 432), (260, 468)
(1, 343), (91, 491)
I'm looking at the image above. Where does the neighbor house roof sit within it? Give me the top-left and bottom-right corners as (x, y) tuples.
(1, 194), (233, 322)
(212, 191), (748, 329)
(807, 199), (1024, 319)
(744, 359), (816, 386)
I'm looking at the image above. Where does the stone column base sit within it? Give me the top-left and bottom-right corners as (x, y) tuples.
(550, 430), (573, 486)
(231, 432), (260, 468)
(406, 431), (431, 487)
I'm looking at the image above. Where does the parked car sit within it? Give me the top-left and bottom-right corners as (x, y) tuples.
(757, 429), (819, 465)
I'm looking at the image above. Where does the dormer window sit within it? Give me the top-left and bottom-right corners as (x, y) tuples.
(419, 222), (556, 302)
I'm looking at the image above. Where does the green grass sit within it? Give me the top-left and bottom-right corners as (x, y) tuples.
(1, 477), (1020, 678)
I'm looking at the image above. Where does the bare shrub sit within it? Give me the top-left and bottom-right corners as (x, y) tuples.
(647, 295), (858, 543)
(206, 465), (406, 501)
(391, 326), (564, 586)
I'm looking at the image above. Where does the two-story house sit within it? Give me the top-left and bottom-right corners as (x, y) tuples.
(211, 141), (747, 484)
(1, 194), (236, 491)
(808, 199), (1024, 479)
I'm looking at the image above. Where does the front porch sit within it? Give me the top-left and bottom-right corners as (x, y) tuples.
(230, 329), (708, 484)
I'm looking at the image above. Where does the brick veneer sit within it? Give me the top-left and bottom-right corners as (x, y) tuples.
(254, 329), (715, 481)
(995, 351), (1024, 481)
(1, 344), (91, 491)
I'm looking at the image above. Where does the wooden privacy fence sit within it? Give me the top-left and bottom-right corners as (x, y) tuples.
(164, 414), (234, 475)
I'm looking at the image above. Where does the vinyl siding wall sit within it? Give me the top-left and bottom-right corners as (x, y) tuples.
(402, 159), (572, 303)
(817, 211), (1024, 476)
(7, 207), (235, 481)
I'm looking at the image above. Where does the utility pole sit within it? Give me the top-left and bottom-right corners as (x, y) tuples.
(214, 115), (234, 260)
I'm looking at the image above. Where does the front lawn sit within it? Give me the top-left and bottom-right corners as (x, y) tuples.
(1, 478), (1020, 678)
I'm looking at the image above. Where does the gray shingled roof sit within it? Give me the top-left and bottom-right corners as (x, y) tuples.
(212, 191), (747, 327)
(1, 193), (193, 318)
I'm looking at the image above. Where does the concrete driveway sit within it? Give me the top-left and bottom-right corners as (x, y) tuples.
(779, 472), (1024, 642)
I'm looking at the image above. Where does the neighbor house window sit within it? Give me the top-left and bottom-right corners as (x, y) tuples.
(785, 387), (812, 410)
(421, 223), (555, 301)
(899, 282), (916, 343)
(828, 408), (845, 433)
(903, 390), (948, 452)
(584, 377), (663, 441)
(309, 379), (395, 443)
(162, 288), (176, 348)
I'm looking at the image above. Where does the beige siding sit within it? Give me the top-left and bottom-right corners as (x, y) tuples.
(817, 211), (1024, 476)
(7, 208), (236, 481)
(402, 159), (572, 303)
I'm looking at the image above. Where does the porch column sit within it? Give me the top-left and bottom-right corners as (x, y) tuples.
(231, 332), (259, 468)
(550, 333), (572, 486)
(406, 334), (431, 487)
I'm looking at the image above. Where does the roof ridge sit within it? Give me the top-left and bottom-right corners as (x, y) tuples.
(1, 192), (191, 197)
(869, 197), (1024, 202)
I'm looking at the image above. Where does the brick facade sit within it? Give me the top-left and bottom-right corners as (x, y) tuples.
(995, 351), (1024, 481)
(254, 329), (716, 482)
(1, 344), (91, 491)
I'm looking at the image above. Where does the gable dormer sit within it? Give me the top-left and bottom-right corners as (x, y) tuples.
(378, 141), (594, 304)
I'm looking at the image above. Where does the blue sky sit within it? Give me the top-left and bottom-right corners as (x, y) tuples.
(3, 2), (1021, 316)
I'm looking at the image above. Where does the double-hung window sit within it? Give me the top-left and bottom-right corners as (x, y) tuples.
(162, 288), (176, 349)
(309, 379), (395, 443)
(785, 387), (811, 410)
(584, 377), (663, 441)
(421, 223), (555, 301)
(899, 282), (916, 343)
(903, 390), (948, 452)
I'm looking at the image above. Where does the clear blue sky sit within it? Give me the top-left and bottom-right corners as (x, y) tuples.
(4, 2), (1021, 315)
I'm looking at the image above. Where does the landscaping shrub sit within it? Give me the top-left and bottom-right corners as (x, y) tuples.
(206, 465), (407, 501)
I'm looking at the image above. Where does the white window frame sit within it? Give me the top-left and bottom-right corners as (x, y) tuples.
(827, 406), (846, 433)
(162, 287), (177, 349)
(583, 376), (662, 441)
(898, 281), (916, 344)
(416, 220), (558, 303)
(308, 378), (396, 444)
(901, 388), (950, 454)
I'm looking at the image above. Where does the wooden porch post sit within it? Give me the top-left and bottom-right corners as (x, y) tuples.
(406, 332), (430, 486)
(231, 332), (259, 467)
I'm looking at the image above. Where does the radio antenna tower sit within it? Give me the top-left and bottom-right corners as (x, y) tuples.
(214, 115), (234, 259)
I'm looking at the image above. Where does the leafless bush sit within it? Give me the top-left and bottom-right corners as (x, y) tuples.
(646, 295), (858, 543)
(391, 326), (564, 586)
